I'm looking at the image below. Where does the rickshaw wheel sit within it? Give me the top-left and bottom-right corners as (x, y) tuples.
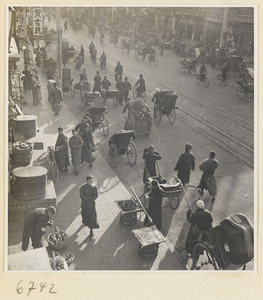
(196, 74), (201, 83)
(127, 141), (137, 165)
(109, 144), (118, 168)
(154, 107), (161, 125)
(247, 90), (254, 99)
(113, 96), (119, 106)
(132, 86), (137, 98)
(236, 86), (246, 99)
(168, 108), (176, 124)
(102, 116), (109, 136)
(204, 77), (210, 88)
(168, 195), (180, 209)
(191, 243), (221, 270)
(51, 161), (59, 182)
(180, 64), (186, 73)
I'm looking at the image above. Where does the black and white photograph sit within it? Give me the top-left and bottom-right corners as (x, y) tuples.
(7, 5), (256, 274)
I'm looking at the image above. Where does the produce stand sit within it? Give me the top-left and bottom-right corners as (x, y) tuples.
(115, 198), (143, 225)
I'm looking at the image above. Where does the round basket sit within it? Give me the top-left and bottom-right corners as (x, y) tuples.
(138, 243), (159, 259)
(61, 253), (75, 266)
(48, 231), (68, 250)
(120, 212), (137, 226)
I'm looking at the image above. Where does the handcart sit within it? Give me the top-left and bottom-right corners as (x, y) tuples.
(153, 90), (178, 125)
(123, 101), (152, 136)
(190, 213), (254, 270)
(62, 68), (73, 96)
(108, 130), (137, 168)
(80, 91), (100, 109)
(100, 89), (120, 106)
(86, 106), (109, 136)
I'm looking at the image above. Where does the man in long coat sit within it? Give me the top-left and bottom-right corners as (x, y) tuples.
(55, 127), (70, 171)
(197, 151), (219, 201)
(50, 82), (63, 115)
(22, 206), (56, 251)
(69, 129), (84, 175)
(22, 66), (32, 92)
(174, 143), (195, 186)
(79, 175), (99, 237)
(93, 71), (101, 92)
(143, 145), (162, 183)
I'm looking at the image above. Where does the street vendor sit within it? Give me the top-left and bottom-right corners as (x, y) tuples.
(22, 206), (56, 251)
(143, 145), (162, 183)
(144, 179), (163, 230)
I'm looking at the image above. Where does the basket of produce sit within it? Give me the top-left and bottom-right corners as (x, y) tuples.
(50, 254), (69, 271)
(61, 252), (75, 266)
(48, 227), (68, 250)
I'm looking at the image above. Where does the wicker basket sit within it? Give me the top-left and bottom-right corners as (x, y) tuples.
(138, 243), (159, 259)
(61, 253), (75, 266)
(48, 228), (68, 250)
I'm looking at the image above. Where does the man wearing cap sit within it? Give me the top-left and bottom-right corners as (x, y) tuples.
(22, 206), (56, 251)
(79, 175), (99, 237)
(174, 143), (195, 186)
(135, 74), (146, 98)
(197, 151), (219, 201)
(143, 145), (162, 183)
(144, 179), (163, 230)
(185, 200), (213, 254)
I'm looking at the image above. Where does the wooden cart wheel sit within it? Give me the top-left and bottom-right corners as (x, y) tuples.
(191, 243), (221, 270)
(168, 108), (176, 124)
(127, 141), (137, 165)
(102, 116), (109, 136)
(109, 144), (118, 168)
(138, 243), (159, 259)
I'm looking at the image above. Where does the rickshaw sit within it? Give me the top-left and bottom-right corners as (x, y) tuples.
(123, 101), (152, 136)
(62, 68), (73, 96)
(100, 89), (120, 106)
(153, 90), (178, 125)
(108, 130), (137, 168)
(180, 58), (198, 74)
(236, 80), (254, 100)
(190, 213), (254, 270)
(86, 106), (109, 136)
(80, 91), (101, 109)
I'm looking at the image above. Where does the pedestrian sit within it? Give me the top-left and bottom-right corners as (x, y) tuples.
(197, 151), (219, 201)
(116, 76), (125, 105)
(80, 45), (85, 63)
(185, 200), (213, 254)
(135, 74), (146, 98)
(31, 71), (42, 106)
(79, 175), (99, 237)
(159, 39), (165, 56)
(143, 145), (162, 183)
(79, 69), (87, 83)
(123, 77), (131, 103)
(100, 51), (107, 70)
(69, 129), (84, 175)
(174, 143), (195, 186)
(21, 206), (56, 251)
(21, 66), (32, 92)
(50, 82), (63, 115)
(114, 61), (123, 82)
(93, 71), (101, 92)
(81, 126), (96, 167)
(144, 179), (163, 230)
(100, 76), (111, 91)
(64, 19), (68, 31)
(54, 127), (70, 171)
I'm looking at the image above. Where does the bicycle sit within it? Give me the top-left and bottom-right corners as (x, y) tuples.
(100, 62), (107, 73)
(47, 146), (59, 182)
(196, 73), (210, 88)
(132, 86), (146, 103)
(216, 73), (233, 87)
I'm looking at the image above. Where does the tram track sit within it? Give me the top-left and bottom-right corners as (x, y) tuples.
(66, 34), (254, 169)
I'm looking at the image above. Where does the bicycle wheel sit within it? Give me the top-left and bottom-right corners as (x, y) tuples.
(109, 144), (118, 168)
(204, 77), (210, 88)
(103, 64), (107, 74)
(127, 141), (137, 165)
(180, 64), (186, 73)
(247, 88), (254, 99)
(168, 108), (176, 124)
(191, 243), (221, 270)
(141, 92), (146, 103)
(51, 161), (59, 182)
(154, 106), (161, 125)
(236, 86), (246, 99)
(113, 95), (119, 106)
(102, 116), (109, 136)
(216, 74), (224, 84)
(196, 74), (201, 84)
(132, 86), (137, 98)
(168, 195), (180, 209)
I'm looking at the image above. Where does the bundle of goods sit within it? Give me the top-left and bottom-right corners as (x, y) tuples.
(50, 254), (68, 271)
(130, 101), (151, 123)
(12, 142), (33, 166)
(48, 227), (68, 250)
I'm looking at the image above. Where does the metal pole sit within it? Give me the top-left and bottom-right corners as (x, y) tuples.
(219, 7), (228, 48)
(56, 7), (62, 87)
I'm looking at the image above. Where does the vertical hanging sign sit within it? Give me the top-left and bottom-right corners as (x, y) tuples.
(32, 6), (43, 36)
(15, 7), (26, 36)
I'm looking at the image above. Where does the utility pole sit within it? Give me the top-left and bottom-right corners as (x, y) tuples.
(56, 7), (62, 87)
(219, 7), (228, 48)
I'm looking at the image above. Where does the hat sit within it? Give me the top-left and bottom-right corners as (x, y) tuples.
(46, 206), (56, 214)
(149, 145), (154, 152)
(86, 175), (94, 181)
(196, 200), (205, 209)
(156, 88), (160, 92)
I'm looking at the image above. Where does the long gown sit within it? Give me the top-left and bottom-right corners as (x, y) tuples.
(69, 135), (84, 173)
(55, 133), (70, 169)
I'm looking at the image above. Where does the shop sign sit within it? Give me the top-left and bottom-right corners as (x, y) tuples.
(32, 6), (43, 36)
(15, 7), (26, 36)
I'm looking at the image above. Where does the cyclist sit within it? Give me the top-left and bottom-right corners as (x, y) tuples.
(199, 63), (207, 82)
(149, 47), (156, 62)
(152, 88), (161, 106)
(221, 62), (231, 82)
(100, 52), (107, 71)
(100, 32), (105, 44)
(75, 53), (83, 72)
(114, 61), (123, 82)
(135, 74), (146, 97)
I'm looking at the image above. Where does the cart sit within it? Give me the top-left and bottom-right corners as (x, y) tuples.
(153, 90), (178, 125)
(86, 106), (109, 136)
(115, 197), (144, 225)
(108, 130), (137, 168)
(123, 101), (152, 136)
(100, 89), (120, 106)
(190, 213), (254, 270)
(62, 68), (73, 96)
(80, 91), (100, 109)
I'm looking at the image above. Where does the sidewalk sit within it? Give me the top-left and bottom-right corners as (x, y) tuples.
(8, 63), (186, 270)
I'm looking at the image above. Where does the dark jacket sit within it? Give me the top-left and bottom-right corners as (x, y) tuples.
(23, 208), (50, 236)
(187, 208), (213, 231)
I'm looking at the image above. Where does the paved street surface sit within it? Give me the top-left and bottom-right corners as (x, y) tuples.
(8, 18), (254, 271)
